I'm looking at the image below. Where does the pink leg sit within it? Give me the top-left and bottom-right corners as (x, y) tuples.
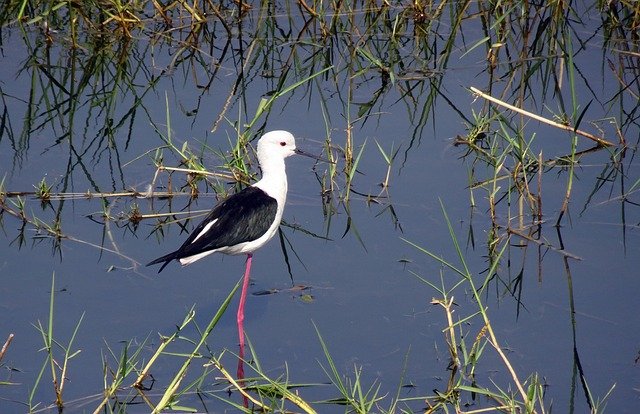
(236, 253), (252, 401)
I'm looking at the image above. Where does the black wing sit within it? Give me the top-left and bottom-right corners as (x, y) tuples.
(147, 186), (277, 272)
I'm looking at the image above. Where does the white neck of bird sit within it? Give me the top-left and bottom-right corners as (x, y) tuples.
(253, 156), (288, 204)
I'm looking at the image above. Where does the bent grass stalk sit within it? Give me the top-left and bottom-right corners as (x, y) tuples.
(208, 347), (318, 414)
(402, 199), (544, 413)
(469, 86), (614, 147)
(132, 307), (197, 389)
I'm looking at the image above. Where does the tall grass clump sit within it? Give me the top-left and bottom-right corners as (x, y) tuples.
(30, 273), (84, 411)
(403, 201), (548, 413)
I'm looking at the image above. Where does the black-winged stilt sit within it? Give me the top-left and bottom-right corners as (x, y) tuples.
(146, 130), (322, 377)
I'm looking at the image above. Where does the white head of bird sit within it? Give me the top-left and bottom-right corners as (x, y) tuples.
(252, 130), (297, 209)
(257, 130), (298, 163)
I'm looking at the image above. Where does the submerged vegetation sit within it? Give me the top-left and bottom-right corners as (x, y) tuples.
(1, 0), (639, 412)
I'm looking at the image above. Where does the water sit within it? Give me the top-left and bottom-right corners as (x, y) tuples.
(1, 3), (639, 412)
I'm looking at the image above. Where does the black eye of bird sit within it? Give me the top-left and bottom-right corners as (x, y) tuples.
(279, 142), (286, 146)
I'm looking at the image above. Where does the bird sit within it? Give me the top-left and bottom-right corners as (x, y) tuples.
(146, 130), (323, 377)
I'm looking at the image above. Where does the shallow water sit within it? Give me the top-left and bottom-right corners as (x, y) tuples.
(1, 3), (639, 413)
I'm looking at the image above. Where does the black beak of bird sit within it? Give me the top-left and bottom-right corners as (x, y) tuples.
(294, 148), (333, 163)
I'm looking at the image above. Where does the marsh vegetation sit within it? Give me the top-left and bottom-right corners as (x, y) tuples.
(1, 1), (639, 412)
